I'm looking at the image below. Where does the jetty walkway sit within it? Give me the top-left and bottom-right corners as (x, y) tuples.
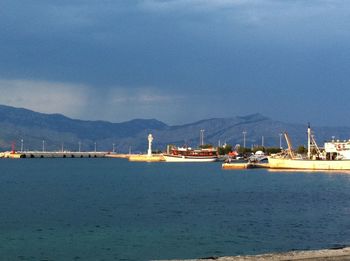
(0, 151), (159, 159)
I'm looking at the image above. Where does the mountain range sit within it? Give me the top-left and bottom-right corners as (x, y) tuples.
(0, 104), (349, 153)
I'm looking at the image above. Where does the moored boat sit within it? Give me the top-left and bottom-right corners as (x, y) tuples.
(268, 157), (350, 170)
(164, 146), (218, 162)
(268, 125), (350, 170)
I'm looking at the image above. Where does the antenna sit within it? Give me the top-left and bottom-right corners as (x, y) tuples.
(279, 133), (283, 149)
(242, 131), (247, 148)
(200, 129), (205, 146)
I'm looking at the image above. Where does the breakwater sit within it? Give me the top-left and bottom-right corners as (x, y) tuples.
(1, 151), (107, 158)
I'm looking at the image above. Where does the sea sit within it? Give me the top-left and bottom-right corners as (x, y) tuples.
(1, 158), (350, 261)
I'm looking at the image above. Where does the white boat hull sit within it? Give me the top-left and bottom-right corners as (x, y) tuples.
(268, 157), (350, 170)
(163, 154), (218, 162)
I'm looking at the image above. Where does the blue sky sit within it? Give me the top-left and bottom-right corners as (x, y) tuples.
(1, 0), (350, 126)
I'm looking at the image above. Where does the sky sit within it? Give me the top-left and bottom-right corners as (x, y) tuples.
(1, 0), (350, 126)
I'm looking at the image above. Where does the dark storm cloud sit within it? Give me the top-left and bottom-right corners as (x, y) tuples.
(1, 0), (350, 125)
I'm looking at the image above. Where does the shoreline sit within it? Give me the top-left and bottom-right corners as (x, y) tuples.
(165, 246), (350, 261)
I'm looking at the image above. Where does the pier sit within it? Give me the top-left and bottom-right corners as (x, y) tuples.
(128, 154), (165, 162)
(0, 151), (165, 159)
(3, 151), (108, 158)
(222, 162), (270, 169)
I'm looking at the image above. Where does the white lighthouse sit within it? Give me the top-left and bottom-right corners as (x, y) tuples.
(147, 134), (153, 157)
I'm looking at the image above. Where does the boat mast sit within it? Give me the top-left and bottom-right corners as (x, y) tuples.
(307, 123), (311, 159)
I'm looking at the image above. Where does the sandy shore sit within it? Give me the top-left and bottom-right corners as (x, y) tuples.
(164, 247), (350, 261)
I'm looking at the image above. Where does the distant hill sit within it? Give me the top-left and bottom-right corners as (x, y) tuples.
(0, 104), (349, 152)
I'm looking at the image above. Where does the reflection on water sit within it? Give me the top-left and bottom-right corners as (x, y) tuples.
(267, 168), (350, 174)
(0, 159), (350, 260)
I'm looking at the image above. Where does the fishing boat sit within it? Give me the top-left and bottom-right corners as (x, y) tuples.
(268, 125), (350, 170)
(163, 146), (218, 162)
(249, 150), (268, 163)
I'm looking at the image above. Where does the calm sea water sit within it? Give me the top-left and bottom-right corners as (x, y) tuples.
(0, 158), (350, 260)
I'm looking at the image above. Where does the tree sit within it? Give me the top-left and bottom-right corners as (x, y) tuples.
(237, 146), (252, 154)
(265, 147), (282, 154)
(297, 145), (307, 154)
(252, 146), (265, 153)
(218, 144), (232, 155)
(199, 144), (214, 149)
